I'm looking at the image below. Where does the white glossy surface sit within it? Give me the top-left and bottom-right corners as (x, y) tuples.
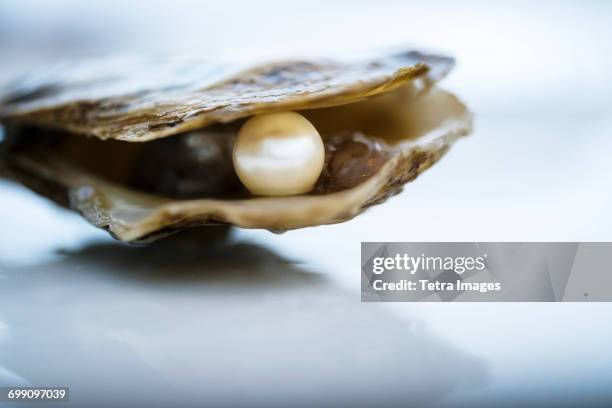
(1, 1), (612, 407)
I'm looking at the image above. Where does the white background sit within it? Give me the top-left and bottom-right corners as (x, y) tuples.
(1, 1), (612, 406)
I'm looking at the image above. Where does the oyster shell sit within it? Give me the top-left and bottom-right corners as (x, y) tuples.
(0, 51), (452, 141)
(0, 50), (472, 242)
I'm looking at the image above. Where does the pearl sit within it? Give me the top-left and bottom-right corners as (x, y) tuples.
(232, 112), (325, 196)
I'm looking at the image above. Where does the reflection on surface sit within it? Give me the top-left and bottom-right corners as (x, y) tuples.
(0, 231), (488, 407)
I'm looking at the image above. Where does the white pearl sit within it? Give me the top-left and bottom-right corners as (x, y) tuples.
(232, 112), (325, 196)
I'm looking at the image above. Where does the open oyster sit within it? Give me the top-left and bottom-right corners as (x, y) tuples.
(0, 51), (472, 242)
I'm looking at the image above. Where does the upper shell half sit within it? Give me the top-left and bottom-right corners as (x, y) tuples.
(0, 50), (472, 242)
